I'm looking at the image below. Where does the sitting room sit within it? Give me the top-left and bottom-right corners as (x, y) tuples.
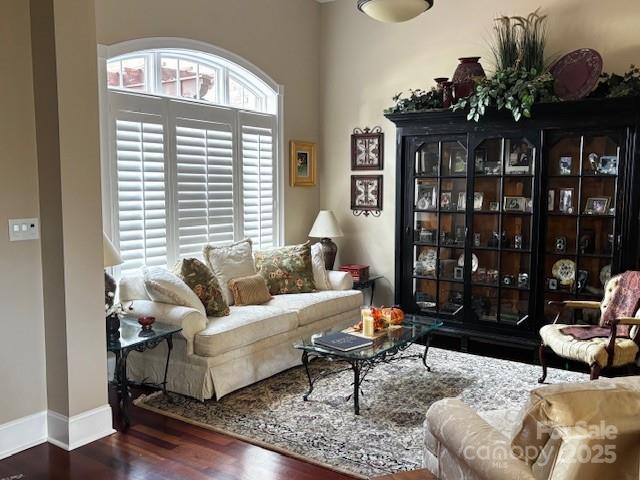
(2, 0), (640, 479)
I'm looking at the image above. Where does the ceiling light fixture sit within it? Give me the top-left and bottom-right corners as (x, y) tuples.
(357, 0), (434, 23)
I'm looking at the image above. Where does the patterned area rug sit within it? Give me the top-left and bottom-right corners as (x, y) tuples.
(135, 346), (587, 478)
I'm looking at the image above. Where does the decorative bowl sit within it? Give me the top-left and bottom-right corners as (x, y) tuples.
(137, 315), (156, 330)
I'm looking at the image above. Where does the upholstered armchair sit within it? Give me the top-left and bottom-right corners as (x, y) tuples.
(539, 274), (640, 382)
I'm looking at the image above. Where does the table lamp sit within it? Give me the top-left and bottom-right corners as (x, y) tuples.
(309, 210), (344, 270)
(103, 232), (123, 307)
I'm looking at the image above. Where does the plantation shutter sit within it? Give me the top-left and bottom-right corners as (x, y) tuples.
(110, 94), (168, 274)
(173, 103), (236, 258)
(240, 111), (277, 250)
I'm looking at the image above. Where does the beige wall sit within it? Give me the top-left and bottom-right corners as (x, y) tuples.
(94, 0), (322, 244)
(0, 0), (47, 425)
(319, 0), (640, 305)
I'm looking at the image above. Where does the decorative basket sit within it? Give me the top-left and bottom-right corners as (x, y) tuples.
(339, 264), (370, 282)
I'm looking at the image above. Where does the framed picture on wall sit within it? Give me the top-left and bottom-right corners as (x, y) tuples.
(351, 175), (383, 216)
(290, 140), (317, 186)
(351, 127), (384, 170)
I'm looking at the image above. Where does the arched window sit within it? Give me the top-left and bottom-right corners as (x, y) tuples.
(101, 43), (282, 275)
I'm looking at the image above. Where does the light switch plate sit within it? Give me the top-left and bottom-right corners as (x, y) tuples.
(8, 218), (39, 241)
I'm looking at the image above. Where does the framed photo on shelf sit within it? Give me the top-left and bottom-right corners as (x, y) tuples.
(505, 140), (533, 174)
(351, 127), (383, 170)
(559, 188), (574, 214)
(503, 196), (527, 212)
(559, 156), (572, 175)
(548, 190), (555, 211)
(451, 150), (467, 174)
(440, 191), (452, 210)
(584, 197), (610, 215)
(416, 184), (436, 210)
(598, 155), (618, 175)
(475, 149), (487, 173)
(457, 192), (466, 211)
(290, 140), (317, 186)
(473, 192), (484, 210)
(489, 201), (500, 211)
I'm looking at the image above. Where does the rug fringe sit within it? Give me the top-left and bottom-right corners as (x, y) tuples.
(134, 393), (369, 480)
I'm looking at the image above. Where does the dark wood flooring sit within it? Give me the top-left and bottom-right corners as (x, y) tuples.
(0, 391), (360, 480)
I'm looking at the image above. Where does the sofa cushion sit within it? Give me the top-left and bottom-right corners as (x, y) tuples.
(142, 266), (206, 316)
(194, 305), (298, 356)
(203, 238), (256, 306)
(255, 242), (316, 295)
(174, 258), (229, 317)
(229, 273), (272, 306)
(266, 290), (362, 326)
(311, 242), (331, 290)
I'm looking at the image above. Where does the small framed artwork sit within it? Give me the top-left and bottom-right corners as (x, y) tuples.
(559, 188), (574, 214)
(457, 192), (466, 211)
(548, 278), (558, 290)
(597, 155), (618, 175)
(473, 192), (484, 210)
(351, 175), (383, 216)
(584, 197), (610, 215)
(290, 140), (316, 186)
(351, 127), (384, 170)
(475, 149), (487, 173)
(506, 140), (533, 174)
(559, 156), (572, 175)
(451, 150), (467, 174)
(489, 201), (500, 211)
(503, 196), (527, 212)
(548, 190), (555, 211)
(440, 191), (452, 210)
(454, 266), (464, 280)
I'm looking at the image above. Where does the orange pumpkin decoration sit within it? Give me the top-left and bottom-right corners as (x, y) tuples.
(381, 306), (405, 325)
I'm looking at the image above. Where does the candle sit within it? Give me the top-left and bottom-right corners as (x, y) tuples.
(363, 315), (374, 337)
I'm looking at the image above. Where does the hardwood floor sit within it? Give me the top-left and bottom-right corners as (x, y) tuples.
(0, 391), (356, 480)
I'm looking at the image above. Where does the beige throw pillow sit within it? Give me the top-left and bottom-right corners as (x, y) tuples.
(203, 239), (256, 306)
(142, 266), (206, 316)
(228, 274), (272, 306)
(311, 242), (332, 290)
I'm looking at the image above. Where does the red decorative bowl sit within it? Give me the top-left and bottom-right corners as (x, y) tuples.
(137, 316), (156, 330)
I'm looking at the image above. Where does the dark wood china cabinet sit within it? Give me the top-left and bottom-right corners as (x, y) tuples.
(386, 97), (640, 352)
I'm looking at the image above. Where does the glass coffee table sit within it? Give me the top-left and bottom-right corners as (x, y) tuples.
(293, 315), (442, 414)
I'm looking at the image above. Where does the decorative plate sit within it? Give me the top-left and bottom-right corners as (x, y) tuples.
(457, 253), (479, 273)
(550, 49), (603, 101)
(552, 259), (576, 286)
(600, 264), (611, 286)
(419, 249), (438, 273)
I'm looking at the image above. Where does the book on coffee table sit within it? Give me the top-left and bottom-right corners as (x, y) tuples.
(313, 331), (373, 352)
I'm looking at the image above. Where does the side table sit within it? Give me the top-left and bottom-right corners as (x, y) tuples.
(352, 274), (383, 305)
(107, 317), (181, 430)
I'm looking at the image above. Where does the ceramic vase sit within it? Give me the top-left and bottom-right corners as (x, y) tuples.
(452, 57), (486, 101)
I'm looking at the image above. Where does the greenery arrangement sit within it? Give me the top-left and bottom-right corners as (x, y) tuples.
(592, 65), (640, 98)
(384, 87), (443, 114)
(454, 9), (554, 122)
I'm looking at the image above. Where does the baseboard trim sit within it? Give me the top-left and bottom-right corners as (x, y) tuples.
(47, 404), (115, 451)
(0, 411), (48, 460)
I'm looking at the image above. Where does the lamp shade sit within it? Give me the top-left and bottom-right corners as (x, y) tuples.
(357, 0), (433, 23)
(309, 210), (344, 238)
(103, 232), (123, 268)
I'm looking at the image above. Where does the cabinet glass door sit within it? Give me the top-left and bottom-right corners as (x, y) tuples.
(470, 138), (535, 325)
(413, 138), (467, 316)
(542, 133), (621, 323)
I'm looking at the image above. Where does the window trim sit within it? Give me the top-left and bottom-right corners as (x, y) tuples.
(98, 38), (285, 262)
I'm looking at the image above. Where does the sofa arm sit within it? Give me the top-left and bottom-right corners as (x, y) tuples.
(426, 399), (535, 480)
(328, 270), (353, 290)
(127, 300), (207, 355)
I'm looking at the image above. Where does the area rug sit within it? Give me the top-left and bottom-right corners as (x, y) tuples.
(135, 346), (587, 478)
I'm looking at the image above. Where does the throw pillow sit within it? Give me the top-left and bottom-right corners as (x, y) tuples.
(174, 258), (230, 317)
(228, 274), (272, 306)
(311, 242), (332, 290)
(142, 266), (206, 316)
(203, 238), (256, 306)
(254, 241), (316, 295)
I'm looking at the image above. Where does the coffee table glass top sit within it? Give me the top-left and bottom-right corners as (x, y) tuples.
(294, 315), (442, 360)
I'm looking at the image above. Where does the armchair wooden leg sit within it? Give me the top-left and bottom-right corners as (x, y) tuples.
(538, 344), (548, 384)
(590, 363), (601, 380)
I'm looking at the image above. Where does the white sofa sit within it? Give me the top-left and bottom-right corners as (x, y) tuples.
(118, 270), (363, 400)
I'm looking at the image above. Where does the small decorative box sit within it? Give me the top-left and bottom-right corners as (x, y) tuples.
(339, 264), (370, 282)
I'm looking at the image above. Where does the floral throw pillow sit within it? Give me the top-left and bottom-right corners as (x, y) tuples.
(254, 241), (316, 295)
(174, 258), (230, 317)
